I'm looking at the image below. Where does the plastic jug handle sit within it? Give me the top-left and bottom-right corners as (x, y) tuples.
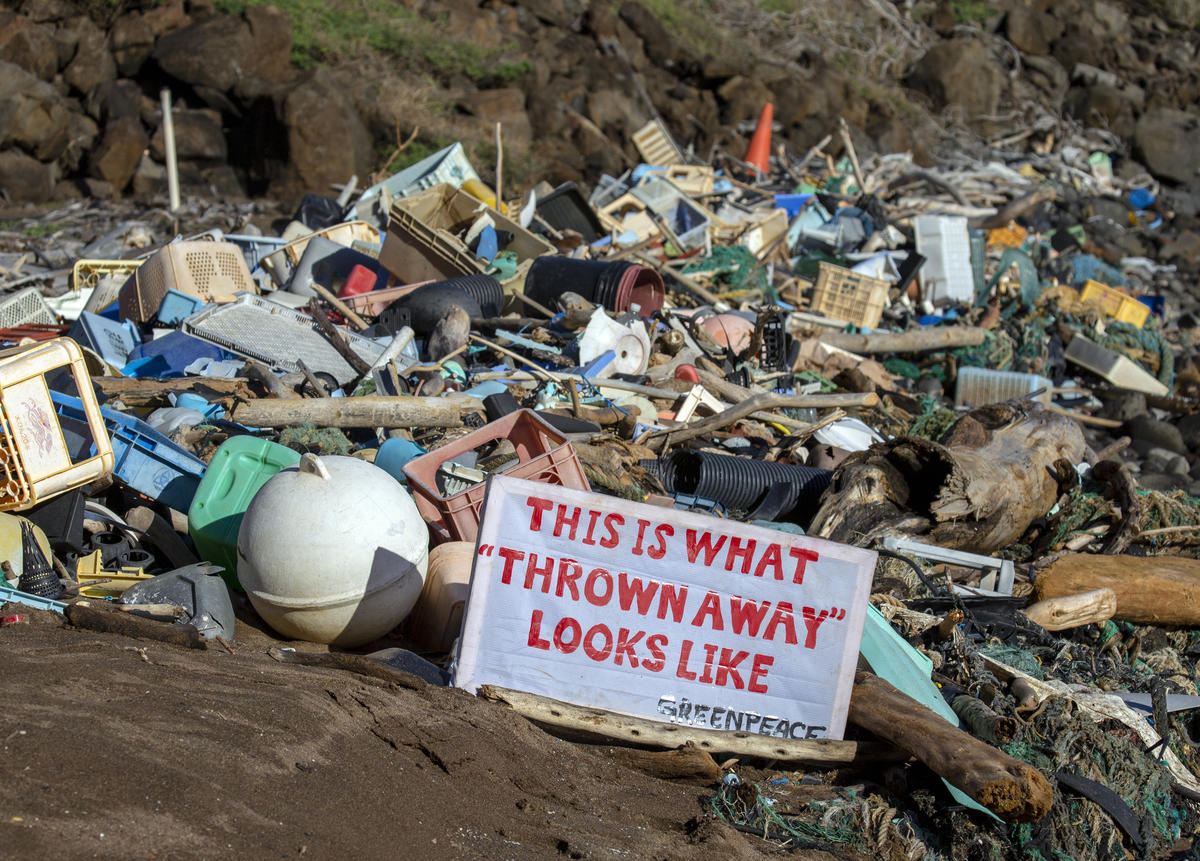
(298, 453), (331, 481)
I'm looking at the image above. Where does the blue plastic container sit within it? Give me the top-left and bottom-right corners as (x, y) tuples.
(67, 311), (141, 367)
(774, 193), (814, 220)
(374, 438), (426, 483)
(51, 391), (207, 512)
(157, 290), (209, 325)
(125, 330), (224, 378)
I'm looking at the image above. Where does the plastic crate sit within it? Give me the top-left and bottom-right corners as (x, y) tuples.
(346, 142), (481, 226)
(221, 233), (290, 270)
(0, 338), (114, 512)
(402, 409), (589, 542)
(1079, 280), (1150, 328)
(914, 215), (974, 306)
(386, 184), (556, 289)
(181, 293), (384, 385)
(631, 119), (685, 166)
(810, 262), (890, 328)
(631, 177), (711, 252)
(588, 173), (631, 210)
(955, 367), (1051, 408)
(377, 203), (484, 286)
(51, 390), (207, 512)
(0, 288), (56, 328)
(341, 281), (430, 316)
(259, 221), (381, 287)
(70, 259), (142, 292)
(119, 241), (256, 324)
(637, 164), (715, 195)
(986, 223), (1027, 250)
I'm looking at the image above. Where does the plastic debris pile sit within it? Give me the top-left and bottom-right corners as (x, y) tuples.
(3, 116), (1200, 858)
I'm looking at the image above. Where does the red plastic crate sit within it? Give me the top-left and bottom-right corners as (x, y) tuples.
(402, 409), (589, 542)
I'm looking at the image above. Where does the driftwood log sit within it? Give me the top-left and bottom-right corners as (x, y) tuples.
(809, 402), (1086, 553)
(478, 685), (900, 766)
(605, 745), (723, 783)
(230, 395), (467, 429)
(849, 671), (1052, 822)
(65, 603), (207, 649)
(91, 375), (254, 407)
(1021, 588), (1117, 631)
(1035, 554), (1200, 626)
(815, 327), (988, 354)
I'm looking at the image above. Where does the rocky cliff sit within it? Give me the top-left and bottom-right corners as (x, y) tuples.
(2, 0), (1199, 211)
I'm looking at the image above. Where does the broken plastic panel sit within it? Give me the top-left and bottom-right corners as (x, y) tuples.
(119, 562), (235, 640)
(1065, 335), (1168, 396)
(879, 535), (1015, 596)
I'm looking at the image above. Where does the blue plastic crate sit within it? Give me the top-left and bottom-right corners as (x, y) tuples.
(51, 391), (207, 512)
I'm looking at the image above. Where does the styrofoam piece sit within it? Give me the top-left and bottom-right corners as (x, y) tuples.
(346, 142), (481, 226)
(914, 215), (974, 306)
(1065, 335), (1169, 396)
(955, 367), (1052, 408)
(181, 293), (384, 385)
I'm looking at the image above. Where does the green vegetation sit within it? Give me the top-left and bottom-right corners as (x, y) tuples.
(23, 222), (62, 239)
(214, 0), (532, 82)
(948, 0), (997, 23)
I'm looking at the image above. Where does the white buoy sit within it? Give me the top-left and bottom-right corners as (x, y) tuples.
(237, 453), (429, 647)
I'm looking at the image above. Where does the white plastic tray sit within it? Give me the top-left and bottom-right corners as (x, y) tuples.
(181, 293), (384, 385)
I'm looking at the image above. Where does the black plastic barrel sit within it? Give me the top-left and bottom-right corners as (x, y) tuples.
(524, 257), (664, 317)
(436, 274), (504, 317)
(381, 282), (482, 335)
(660, 450), (832, 520)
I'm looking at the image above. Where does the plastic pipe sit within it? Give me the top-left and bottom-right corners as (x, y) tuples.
(160, 88), (180, 213)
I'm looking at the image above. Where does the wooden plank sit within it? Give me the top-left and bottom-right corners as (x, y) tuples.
(478, 685), (898, 766)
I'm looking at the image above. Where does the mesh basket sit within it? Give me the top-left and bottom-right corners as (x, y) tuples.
(119, 241), (256, 323)
(0, 288), (56, 328)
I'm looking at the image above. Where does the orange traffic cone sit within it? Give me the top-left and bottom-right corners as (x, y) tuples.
(743, 102), (773, 174)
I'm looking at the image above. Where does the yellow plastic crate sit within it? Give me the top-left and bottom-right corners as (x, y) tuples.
(986, 222), (1027, 249)
(1079, 280), (1150, 328)
(0, 338), (114, 511)
(810, 262), (890, 329)
(70, 259), (142, 292)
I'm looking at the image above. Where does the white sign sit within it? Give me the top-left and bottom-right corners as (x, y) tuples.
(454, 476), (876, 739)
